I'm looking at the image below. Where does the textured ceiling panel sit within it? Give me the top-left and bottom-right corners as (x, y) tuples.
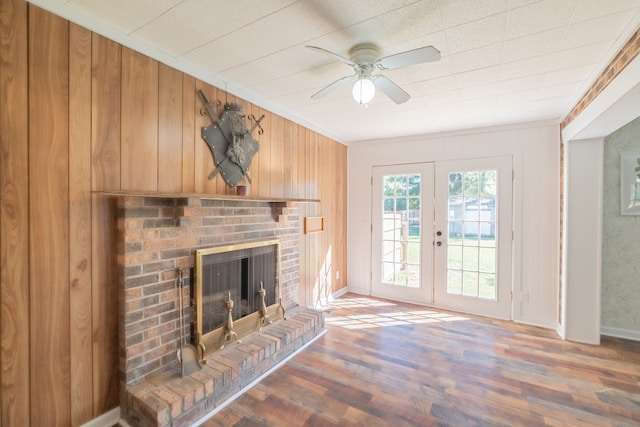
(66, 0), (182, 33)
(34, 0), (640, 143)
(132, 0), (298, 56)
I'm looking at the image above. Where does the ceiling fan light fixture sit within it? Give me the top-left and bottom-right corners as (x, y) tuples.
(352, 77), (375, 104)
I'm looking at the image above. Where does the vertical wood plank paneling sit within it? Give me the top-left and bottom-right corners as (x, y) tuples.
(1, 4), (349, 424)
(308, 203), (321, 305)
(306, 129), (313, 199)
(318, 136), (329, 301)
(0, 0), (30, 424)
(321, 136), (331, 301)
(91, 34), (121, 191)
(308, 131), (318, 199)
(298, 126), (308, 200)
(158, 63), (183, 192)
(247, 102), (261, 196)
(292, 124), (305, 199)
(194, 81), (218, 194)
(121, 47), (158, 191)
(270, 114), (285, 198)
(182, 75), (196, 192)
(283, 121), (296, 198)
(90, 33), (120, 418)
(28, 6), (71, 426)
(91, 195), (119, 415)
(256, 107), (271, 198)
(298, 203), (309, 305)
(69, 22), (94, 426)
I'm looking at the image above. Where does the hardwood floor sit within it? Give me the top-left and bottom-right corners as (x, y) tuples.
(201, 294), (640, 427)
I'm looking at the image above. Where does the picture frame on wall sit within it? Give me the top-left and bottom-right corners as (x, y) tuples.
(620, 152), (640, 215)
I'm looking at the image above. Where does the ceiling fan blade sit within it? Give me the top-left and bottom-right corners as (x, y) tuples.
(311, 74), (357, 99)
(306, 45), (356, 67)
(377, 45), (441, 70)
(373, 75), (410, 104)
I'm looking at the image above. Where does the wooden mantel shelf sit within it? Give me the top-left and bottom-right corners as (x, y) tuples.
(93, 190), (320, 203)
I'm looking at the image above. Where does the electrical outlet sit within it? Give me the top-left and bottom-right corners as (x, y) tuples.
(336, 270), (340, 280)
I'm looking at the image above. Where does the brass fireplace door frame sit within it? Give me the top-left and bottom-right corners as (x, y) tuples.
(194, 239), (283, 353)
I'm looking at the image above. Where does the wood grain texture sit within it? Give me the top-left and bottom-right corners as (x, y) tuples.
(0, 0), (30, 424)
(319, 135), (333, 299)
(298, 204), (310, 306)
(182, 75), (196, 193)
(256, 107), (271, 198)
(283, 120), (297, 199)
(1, 5), (348, 425)
(270, 113), (285, 199)
(158, 63), (184, 192)
(89, 35), (121, 416)
(91, 33), (121, 192)
(121, 47), (158, 191)
(297, 127), (308, 200)
(246, 101), (262, 197)
(91, 195), (119, 415)
(28, 5), (71, 425)
(206, 294), (640, 427)
(69, 22), (94, 426)
(304, 216), (324, 234)
(322, 135), (347, 294)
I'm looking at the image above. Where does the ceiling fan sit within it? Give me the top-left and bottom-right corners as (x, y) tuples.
(307, 43), (441, 105)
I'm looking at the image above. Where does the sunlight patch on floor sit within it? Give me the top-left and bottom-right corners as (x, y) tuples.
(325, 297), (469, 330)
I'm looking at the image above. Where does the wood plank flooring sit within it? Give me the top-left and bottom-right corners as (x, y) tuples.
(201, 294), (640, 427)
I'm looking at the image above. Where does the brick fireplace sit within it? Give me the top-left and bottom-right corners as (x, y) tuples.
(116, 196), (325, 426)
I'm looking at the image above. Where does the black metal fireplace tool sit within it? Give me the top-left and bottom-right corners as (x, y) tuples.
(176, 268), (202, 376)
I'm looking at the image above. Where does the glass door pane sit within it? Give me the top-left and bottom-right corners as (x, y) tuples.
(372, 163), (434, 304)
(446, 169), (497, 299)
(382, 173), (421, 287)
(434, 156), (512, 320)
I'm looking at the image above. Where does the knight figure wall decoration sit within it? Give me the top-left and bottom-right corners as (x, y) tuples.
(197, 89), (265, 188)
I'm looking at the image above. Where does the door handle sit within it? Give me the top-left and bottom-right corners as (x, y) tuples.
(436, 241), (442, 247)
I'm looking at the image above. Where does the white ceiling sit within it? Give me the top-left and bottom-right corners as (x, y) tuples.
(33, 0), (640, 143)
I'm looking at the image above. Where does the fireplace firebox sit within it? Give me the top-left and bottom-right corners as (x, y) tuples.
(195, 239), (283, 353)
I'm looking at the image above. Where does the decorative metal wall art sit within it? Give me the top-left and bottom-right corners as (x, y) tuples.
(198, 89), (265, 188)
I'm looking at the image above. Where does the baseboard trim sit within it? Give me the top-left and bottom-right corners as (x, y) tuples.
(601, 326), (640, 341)
(79, 407), (120, 427)
(312, 286), (348, 309)
(332, 286), (349, 299)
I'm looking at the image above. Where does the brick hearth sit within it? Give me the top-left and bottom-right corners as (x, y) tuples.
(116, 196), (324, 426)
(126, 307), (324, 427)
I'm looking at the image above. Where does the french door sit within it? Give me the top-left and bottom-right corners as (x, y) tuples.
(371, 163), (434, 304)
(371, 156), (513, 319)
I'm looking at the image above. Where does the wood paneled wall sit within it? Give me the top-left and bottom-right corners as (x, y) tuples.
(0, 1), (347, 426)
